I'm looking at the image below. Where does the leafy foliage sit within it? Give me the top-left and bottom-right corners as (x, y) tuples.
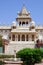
(0, 55), (14, 58)
(0, 61), (5, 65)
(0, 35), (2, 47)
(17, 48), (43, 65)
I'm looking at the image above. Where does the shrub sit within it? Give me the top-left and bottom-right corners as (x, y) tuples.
(16, 48), (42, 65)
(0, 61), (5, 65)
(40, 49), (43, 58)
(0, 35), (3, 47)
(33, 48), (42, 63)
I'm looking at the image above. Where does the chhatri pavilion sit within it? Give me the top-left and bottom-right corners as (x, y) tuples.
(0, 6), (43, 54)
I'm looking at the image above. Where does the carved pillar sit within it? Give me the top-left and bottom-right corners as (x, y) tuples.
(15, 34), (17, 41)
(11, 34), (12, 41)
(28, 35), (29, 41)
(29, 34), (32, 41)
(25, 34), (26, 41)
(21, 21), (22, 26)
(20, 34), (22, 41)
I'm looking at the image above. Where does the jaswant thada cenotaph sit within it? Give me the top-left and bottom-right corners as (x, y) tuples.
(1, 5), (43, 54)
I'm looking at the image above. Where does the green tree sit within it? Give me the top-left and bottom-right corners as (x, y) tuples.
(17, 48), (42, 65)
(0, 35), (2, 47)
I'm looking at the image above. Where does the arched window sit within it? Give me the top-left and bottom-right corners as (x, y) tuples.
(26, 21), (28, 25)
(19, 22), (21, 26)
(18, 35), (20, 41)
(22, 35), (25, 41)
(32, 35), (34, 41)
(22, 22), (25, 26)
(26, 35), (28, 41)
(12, 35), (15, 41)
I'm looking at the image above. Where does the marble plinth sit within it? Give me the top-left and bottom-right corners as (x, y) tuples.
(4, 60), (23, 65)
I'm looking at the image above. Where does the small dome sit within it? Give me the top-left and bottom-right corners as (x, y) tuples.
(31, 21), (35, 27)
(12, 21), (16, 26)
(2, 35), (8, 40)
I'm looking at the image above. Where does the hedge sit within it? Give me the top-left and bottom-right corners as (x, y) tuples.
(0, 55), (14, 58)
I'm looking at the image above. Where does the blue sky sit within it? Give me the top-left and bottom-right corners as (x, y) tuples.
(0, 0), (43, 25)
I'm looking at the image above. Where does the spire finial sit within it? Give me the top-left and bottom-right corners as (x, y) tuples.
(22, 3), (26, 9)
(23, 4), (25, 7)
(22, 0), (25, 7)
